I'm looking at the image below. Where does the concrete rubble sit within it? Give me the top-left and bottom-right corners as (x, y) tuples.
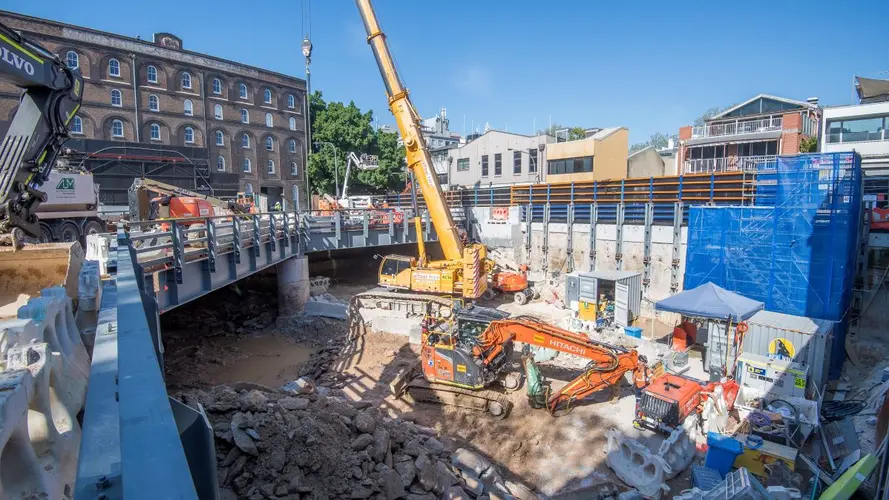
(180, 384), (542, 500)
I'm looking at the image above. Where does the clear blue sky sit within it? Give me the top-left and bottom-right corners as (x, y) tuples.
(7, 0), (888, 143)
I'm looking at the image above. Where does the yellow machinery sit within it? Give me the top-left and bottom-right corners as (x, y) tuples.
(356, 0), (487, 300)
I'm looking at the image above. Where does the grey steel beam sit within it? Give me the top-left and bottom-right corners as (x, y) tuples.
(589, 203), (598, 272)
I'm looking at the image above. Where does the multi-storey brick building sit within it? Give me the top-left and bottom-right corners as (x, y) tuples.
(677, 94), (820, 174)
(0, 10), (308, 209)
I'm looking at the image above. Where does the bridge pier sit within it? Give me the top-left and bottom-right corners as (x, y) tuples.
(277, 256), (310, 317)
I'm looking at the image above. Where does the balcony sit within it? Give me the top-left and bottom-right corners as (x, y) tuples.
(691, 117), (783, 139)
(684, 155), (777, 174)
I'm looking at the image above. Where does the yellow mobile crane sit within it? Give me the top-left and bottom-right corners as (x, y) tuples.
(355, 0), (489, 300)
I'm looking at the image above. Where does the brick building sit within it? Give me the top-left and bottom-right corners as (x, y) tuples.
(677, 94), (820, 174)
(0, 10), (308, 208)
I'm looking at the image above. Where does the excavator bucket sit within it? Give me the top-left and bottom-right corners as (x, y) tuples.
(462, 244), (487, 299)
(0, 241), (84, 318)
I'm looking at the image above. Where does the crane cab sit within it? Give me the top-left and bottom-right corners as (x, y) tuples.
(378, 255), (415, 289)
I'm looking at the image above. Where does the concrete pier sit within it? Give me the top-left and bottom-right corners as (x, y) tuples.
(277, 256), (310, 317)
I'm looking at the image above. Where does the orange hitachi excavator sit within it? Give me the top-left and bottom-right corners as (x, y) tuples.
(393, 305), (649, 417)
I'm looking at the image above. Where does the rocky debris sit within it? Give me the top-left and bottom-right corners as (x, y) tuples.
(178, 384), (540, 500)
(164, 279), (277, 336)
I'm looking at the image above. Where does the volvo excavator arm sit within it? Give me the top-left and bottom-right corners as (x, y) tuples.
(0, 22), (83, 237)
(477, 317), (649, 414)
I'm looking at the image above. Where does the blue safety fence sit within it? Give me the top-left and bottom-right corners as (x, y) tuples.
(520, 203), (692, 224)
(684, 152), (862, 379)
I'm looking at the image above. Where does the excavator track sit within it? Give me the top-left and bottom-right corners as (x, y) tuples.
(404, 378), (514, 419)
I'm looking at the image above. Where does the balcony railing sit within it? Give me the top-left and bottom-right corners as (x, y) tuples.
(684, 155), (777, 174)
(691, 117), (783, 139)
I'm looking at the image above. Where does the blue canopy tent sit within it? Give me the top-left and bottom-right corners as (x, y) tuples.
(655, 282), (764, 321)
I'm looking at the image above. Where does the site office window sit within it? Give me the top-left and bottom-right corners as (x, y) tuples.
(547, 156), (593, 175)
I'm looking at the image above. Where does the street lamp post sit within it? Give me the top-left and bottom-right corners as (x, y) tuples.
(314, 141), (339, 198)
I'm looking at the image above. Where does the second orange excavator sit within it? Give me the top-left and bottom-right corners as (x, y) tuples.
(393, 305), (650, 417)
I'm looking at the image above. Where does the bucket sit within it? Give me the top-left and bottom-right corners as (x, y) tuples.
(704, 432), (743, 477)
(625, 326), (642, 338)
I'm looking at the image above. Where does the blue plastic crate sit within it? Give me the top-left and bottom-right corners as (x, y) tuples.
(691, 464), (722, 491)
(624, 326), (642, 338)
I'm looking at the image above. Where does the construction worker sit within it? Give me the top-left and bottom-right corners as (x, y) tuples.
(273, 200), (282, 211)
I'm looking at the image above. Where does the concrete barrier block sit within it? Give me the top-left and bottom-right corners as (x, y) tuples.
(657, 421), (697, 480)
(605, 428), (670, 499)
(0, 368), (55, 498)
(0, 319), (41, 355)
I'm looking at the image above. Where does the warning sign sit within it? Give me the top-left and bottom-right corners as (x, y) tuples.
(768, 338), (795, 359)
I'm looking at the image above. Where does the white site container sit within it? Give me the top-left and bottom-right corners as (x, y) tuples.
(565, 271), (642, 328)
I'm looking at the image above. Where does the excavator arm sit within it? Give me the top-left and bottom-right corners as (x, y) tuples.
(476, 317), (649, 414)
(0, 22), (83, 237)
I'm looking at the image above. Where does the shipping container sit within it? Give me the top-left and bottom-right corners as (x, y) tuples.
(705, 310), (834, 393)
(565, 271), (642, 328)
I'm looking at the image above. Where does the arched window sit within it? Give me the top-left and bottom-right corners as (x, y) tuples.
(148, 94), (159, 111)
(289, 117), (297, 131)
(290, 161), (298, 176)
(245, 182), (254, 193)
(265, 136), (274, 151)
(242, 134), (250, 149)
(215, 130), (224, 146)
(65, 51), (79, 69)
(240, 109), (249, 124)
(214, 104), (223, 120)
(111, 119), (124, 138)
(264, 88), (272, 104)
(71, 116), (83, 134)
(212, 78), (222, 94)
(287, 94), (295, 109)
(243, 159), (252, 173)
(150, 123), (160, 140)
(292, 185), (300, 209)
(108, 58), (120, 77)
(184, 126), (195, 144)
(265, 113), (273, 128)
(181, 72), (192, 89)
(110, 89), (122, 107)
(217, 156), (226, 172)
(267, 160), (275, 174)
(184, 99), (193, 116)
(288, 139), (297, 153)
(147, 65), (158, 83)
(239, 83), (248, 99)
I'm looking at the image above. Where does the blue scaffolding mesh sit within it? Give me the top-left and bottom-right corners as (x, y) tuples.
(684, 152), (862, 378)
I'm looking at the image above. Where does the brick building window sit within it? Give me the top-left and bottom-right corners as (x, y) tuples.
(267, 160), (275, 174)
(239, 83), (248, 99)
(148, 94), (159, 111)
(110, 89), (122, 107)
(65, 51), (79, 69)
(108, 58), (120, 77)
(181, 72), (192, 89)
(150, 123), (160, 141)
(288, 139), (297, 153)
(71, 116), (83, 134)
(494, 153), (502, 176)
(212, 78), (222, 95)
(244, 182), (254, 193)
(481, 155), (488, 177)
(287, 95), (295, 109)
(217, 156), (226, 172)
(184, 99), (194, 116)
(214, 104), (223, 120)
(513, 151), (522, 174)
(265, 136), (274, 151)
(264, 89), (273, 104)
(243, 159), (252, 173)
(289, 117), (297, 131)
(242, 134), (250, 149)
(215, 130), (224, 146)
(184, 127), (195, 144)
(147, 65), (158, 84)
(265, 113), (273, 128)
(291, 161), (298, 176)
(240, 109), (249, 124)
(111, 120), (124, 138)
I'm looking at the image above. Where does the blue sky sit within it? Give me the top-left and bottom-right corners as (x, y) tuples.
(7, 0), (888, 143)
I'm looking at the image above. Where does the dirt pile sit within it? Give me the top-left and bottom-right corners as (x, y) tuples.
(163, 280), (278, 336)
(180, 384), (538, 500)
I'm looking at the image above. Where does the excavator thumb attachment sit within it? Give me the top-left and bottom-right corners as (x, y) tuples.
(0, 241), (84, 317)
(461, 244), (487, 299)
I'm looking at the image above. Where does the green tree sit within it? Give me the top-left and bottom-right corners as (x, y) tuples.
(629, 132), (677, 153)
(694, 106), (726, 126)
(800, 136), (818, 153)
(538, 123), (586, 140)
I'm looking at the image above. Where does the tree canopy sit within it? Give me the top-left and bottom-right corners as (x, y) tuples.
(538, 124), (586, 141)
(307, 91), (406, 195)
(629, 132), (677, 154)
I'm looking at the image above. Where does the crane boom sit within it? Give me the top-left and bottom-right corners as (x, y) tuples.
(355, 0), (463, 261)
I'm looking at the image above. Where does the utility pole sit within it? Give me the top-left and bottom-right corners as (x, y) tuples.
(302, 36), (313, 210)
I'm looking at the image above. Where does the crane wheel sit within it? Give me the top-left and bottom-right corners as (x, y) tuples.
(514, 290), (529, 306)
(488, 401), (506, 418)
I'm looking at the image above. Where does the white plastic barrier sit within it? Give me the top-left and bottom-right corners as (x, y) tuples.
(658, 419), (699, 480)
(84, 233), (111, 276)
(0, 285), (93, 498)
(75, 261), (102, 349)
(605, 428), (671, 499)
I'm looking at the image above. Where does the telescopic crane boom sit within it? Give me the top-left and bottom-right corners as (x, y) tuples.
(0, 21), (83, 237)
